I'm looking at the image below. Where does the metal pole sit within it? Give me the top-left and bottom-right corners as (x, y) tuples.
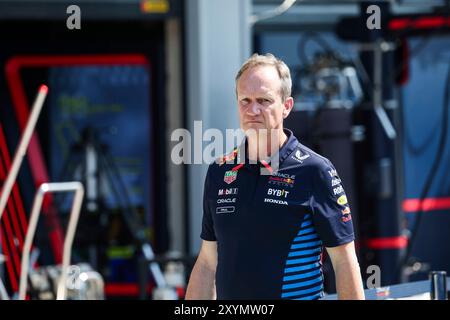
(142, 243), (167, 288)
(430, 271), (447, 300)
(0, 85), (47, 222)
(0, 264), (9, 300)
(56, 182), (84, 300)
(373, 40), (397, 140)
(18, 182), (84, 300)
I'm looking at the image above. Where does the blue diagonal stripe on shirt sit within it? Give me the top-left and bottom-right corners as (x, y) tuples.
(293, 233), (319, 242)
(300, 220), (313, 228)
(281, 284), (324, 298)
(298, 226), (315, 236)
(284, 262), (321, 274)
(283, 268), (322, 281)
(288, 247), (321, 257)
(282, 275), (323, 290)
(290, 240), (322, 250)
(286, 255), (321, 265)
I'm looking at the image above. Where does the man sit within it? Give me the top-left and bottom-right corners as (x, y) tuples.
(185, 53), (365, 300)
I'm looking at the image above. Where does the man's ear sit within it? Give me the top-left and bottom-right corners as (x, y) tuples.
(282, 97), (294, 119)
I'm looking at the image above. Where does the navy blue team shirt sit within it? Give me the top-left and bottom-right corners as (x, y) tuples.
(201, 129), (355, 300)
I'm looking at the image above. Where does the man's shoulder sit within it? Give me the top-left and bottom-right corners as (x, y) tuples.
(285, 142), (332, 173)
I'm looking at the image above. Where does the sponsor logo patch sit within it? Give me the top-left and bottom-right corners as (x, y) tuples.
(268, 172), (295, 188)
(337, 195), (348, 206)
(292, 150), (310, 163)
(341, 206), (352, 222)
(217, 198), (236, 204)
(267, 188), (289, 198)
(342, 213), (352, 222)
(342, 207), (351, 215)
(224, 170), (237, 184)
(264, 198), (288, 205)
(333, 185), (344, 196)
(218, 188), (238, 196)
(216, 206), (235, 214)
(328, 169), (338, 178)
(331, 178), (341, 187)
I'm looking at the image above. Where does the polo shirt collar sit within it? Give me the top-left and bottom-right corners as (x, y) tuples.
(235, 128), (299, 172)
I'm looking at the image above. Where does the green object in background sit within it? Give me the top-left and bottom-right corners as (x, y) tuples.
(107, 246), (136, 259)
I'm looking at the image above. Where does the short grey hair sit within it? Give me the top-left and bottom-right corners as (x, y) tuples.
(235, 53), (292, 101)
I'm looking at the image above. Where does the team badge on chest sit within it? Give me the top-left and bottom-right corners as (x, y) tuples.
(224, 170), (238, 184)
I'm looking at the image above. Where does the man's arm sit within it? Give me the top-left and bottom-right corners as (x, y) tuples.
(326, 241), (365, 300)
(185, 240), (218, 300)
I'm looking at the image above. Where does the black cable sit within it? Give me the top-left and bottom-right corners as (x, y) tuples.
(397, 60), (450, 278)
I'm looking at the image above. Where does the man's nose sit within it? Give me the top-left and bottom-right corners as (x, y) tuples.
(247, 102), (261, 115)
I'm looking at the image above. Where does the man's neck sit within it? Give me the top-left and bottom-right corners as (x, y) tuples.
(246, 128), (287, 162)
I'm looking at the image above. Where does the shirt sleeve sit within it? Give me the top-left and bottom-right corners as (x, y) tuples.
(200, 165), (217, 241)
(311, 159), (355, 248)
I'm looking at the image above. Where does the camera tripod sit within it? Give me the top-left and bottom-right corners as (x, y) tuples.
(56, 126), (166, 289)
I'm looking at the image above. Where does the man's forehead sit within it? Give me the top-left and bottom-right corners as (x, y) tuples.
(237, 65), (281, 94)
(240, 65), (279, 81)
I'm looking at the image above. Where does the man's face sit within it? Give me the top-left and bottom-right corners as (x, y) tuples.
(236, 65), (293, 134)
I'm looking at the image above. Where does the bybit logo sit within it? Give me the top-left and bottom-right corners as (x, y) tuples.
(267, 188), (289, 198)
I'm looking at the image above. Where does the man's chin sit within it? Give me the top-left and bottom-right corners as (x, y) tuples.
(243, 123), (267, 132)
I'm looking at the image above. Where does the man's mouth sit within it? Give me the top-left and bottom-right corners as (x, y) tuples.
(246, 120), (262, 124)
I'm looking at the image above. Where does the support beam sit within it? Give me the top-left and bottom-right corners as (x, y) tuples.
(185, 0), (251, 254)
